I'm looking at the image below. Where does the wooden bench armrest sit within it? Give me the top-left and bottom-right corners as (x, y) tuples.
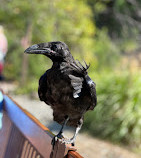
(0, 94), (83, 158)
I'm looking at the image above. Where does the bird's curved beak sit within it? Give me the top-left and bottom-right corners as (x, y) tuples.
(24, 43), (52, 55)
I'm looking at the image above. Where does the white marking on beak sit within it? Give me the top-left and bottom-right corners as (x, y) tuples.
(30, 44), (39, 49)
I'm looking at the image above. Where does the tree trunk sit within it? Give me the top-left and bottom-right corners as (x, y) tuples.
(21, 21), (32, 85)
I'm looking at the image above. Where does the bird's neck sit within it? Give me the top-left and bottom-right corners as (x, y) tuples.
(52, 56), (74, 68)
(52, 62), (60, 68)
(52, 60), (73, 71)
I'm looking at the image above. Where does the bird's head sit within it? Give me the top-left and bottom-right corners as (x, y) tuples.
(24, 41), (72, 62)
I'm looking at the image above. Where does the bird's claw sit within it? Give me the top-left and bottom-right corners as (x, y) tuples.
(51, 136), (57, 145)
(51, 133), (64, 147)
(61, 138), (75, 146)
(51, 132), (75, 148)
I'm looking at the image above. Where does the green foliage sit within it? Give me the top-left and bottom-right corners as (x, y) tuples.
(92, 29), (120, 70)
(83, 70), (141, 147)
(16, 78), (38, 94)
(1, 0), (96, 81)
(87, 0), (141, 39)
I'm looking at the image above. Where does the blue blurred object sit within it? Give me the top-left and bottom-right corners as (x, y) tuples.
(0, 91), (4, 129)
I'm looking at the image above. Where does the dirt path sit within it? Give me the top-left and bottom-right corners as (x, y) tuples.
(0, 82), (140, 158)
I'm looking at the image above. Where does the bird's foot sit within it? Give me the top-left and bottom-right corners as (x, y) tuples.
(62, 137), (75, 146)
(51, 133), (64, 147)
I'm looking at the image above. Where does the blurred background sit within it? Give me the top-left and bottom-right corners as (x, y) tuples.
(0, 0), (141, 158)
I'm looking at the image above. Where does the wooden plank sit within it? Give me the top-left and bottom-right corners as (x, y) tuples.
(67, 151), (84, 158)
(4, 124), (26, 158)
(3, 95), (53, 158)
(0, 112), (12, 158)
(6, 95), (53, 133)
(50, 140), (66, 158)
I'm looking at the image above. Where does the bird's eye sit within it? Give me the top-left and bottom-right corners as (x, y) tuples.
(51, 45), (58, 51)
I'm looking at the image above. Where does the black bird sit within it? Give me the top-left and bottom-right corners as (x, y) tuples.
(24, 41), (97, 145)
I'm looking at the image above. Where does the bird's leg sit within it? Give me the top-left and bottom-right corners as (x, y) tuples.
(70, 123), (82, 146)
(56, 116), (69, 138)
(63, 118), (83, 146)
(51, 116), (69, 146)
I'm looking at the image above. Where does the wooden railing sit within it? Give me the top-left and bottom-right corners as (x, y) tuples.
(0, 94), (83, 158)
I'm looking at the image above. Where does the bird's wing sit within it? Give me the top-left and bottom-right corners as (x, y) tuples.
(38, 71), (48, 102)
(68, 60), (89, 98)
(69, 60), (97, 109)
(85, 75), (97, 110)
(69, 74), (84, 98)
